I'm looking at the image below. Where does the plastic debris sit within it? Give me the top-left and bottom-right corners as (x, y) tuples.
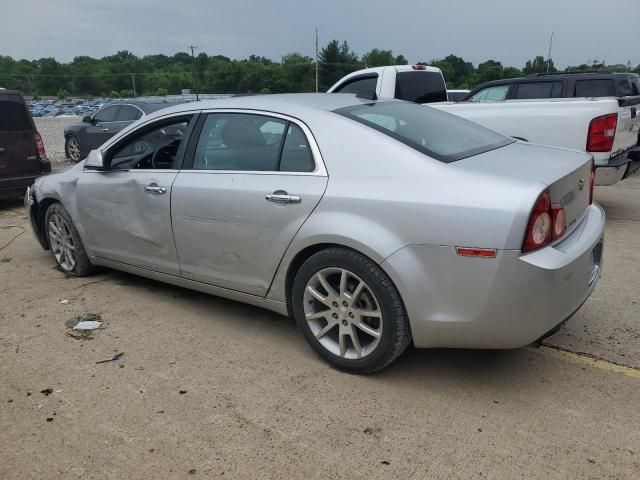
(60, 299), (69, 305)
(73, 321), (102, 331)
(96, 352), (124, 364)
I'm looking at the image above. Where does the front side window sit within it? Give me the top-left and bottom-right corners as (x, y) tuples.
(193, 113), (315, 172)
(395, 71), (447, 103)
(334, 76), (378, 94)
(514, 81), (563, 99)
(108, 116), (192, 170)
(335, 101), (513, 163)
(468, 85), (509, 102)
(94, 106), (119, 123)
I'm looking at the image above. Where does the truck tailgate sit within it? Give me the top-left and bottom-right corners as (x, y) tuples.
(612, 96), (640, 156)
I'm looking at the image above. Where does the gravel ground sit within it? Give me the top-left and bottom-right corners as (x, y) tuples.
(34, 116), (79, 164)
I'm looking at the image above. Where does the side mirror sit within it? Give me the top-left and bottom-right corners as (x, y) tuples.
(83, 115), (93, 124)
(84, 150), (106, 170)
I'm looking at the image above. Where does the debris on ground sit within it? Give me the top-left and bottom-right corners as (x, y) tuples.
(59, 299), (69, 305)
(40, 388), (53, 396)
(96, 352), (124, 364)
(65, 313), (103, 339)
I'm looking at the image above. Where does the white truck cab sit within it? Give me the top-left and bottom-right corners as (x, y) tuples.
(328, 65), (448, 103)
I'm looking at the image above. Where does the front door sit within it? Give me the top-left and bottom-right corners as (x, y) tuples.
(171, 112), (328, 296)
(76, 114), (195, 275)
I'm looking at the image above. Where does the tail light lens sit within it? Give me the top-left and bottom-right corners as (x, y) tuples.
(589, 160), (595, 204)
(551, 204), (566, 240)
(586, 113), (617, 152)
(412, 65), (427, 70)
(34, 132), (46, 159)
(522, 190), (552, 253)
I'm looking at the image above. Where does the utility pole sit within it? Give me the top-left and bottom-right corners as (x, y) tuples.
(546, 31), (554, 73)
(315, 28), (319, 93)
(131, 73), (136, 97)
(188, 45), (199, 101)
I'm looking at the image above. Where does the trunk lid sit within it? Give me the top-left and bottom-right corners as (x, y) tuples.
(452, 142), (593, 235)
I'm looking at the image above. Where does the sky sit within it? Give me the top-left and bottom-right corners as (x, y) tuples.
(1, 0), (639, 68)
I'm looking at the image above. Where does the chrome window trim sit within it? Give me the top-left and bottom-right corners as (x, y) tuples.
(195, 108), (328, 177)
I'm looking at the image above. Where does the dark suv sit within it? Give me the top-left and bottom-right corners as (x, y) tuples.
(462, 72), (640, 102)
(0, 90), (50, 199)
(64, 100), (182, 162)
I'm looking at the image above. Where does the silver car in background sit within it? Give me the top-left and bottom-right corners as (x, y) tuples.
(26, 94), (604, 373)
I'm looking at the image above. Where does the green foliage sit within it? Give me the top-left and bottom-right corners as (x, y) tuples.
(2, 46), (637, 97)
(56, 89), (68, 99)
(120, 89), (134, 98)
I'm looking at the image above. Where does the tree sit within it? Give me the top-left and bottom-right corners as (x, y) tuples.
(318, 40), (361, 90)
(362, 49), (407, 68)
(475, 60), (504, 84)
(523, 55), (556, 75)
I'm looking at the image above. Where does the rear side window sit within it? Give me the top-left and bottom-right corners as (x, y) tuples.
(575, 79), (615, 97)
(395, 72), (447, 103)
(468, 84), (509, 102)
(334, 76), (378, 94)
(0, 99), (31, 131)
(279, 124), (315, 172)
(94, 106), (119, 123)
(115, 106), (141, 121)
(515, 82), (563, 99)
(335, 101), (513, 163)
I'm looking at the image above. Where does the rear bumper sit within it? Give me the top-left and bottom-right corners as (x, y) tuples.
(594, 146), (640, 186)
(382, 203), (605, 349)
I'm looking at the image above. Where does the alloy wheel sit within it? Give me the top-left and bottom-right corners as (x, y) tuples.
(47, 213), (76, 272)
(67, 137), (81, 162)
(303, 267), (383, 360)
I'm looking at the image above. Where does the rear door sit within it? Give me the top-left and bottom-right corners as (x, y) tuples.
(85, 105), (120, 150)
(171, 111), (328, 296)
(0, 93), (39, 182)
(112, 105), (143, 135)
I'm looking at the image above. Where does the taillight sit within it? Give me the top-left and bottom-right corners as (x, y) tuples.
(34, 132), (46, 159)
(522, 190), (552, 253)
(550, 204), (566, 240)
(412, 65), (427, 70)
(589, 160), (595, 204)
(586, 113), (617, 152)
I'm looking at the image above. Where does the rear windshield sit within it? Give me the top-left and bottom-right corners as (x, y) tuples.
(0, 98), (32, 131)
(335, 101), (513, 163)
(395, 72), (447, 103)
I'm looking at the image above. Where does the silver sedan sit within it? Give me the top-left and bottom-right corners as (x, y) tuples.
(26, 94), (604, 373)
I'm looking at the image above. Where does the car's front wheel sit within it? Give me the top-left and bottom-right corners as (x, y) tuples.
(45, 203), (93, 276)
(65, 135), (82, 162)
(291, 247), (411, 374)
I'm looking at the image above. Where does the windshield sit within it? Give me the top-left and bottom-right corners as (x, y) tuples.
(334, 101), (513, 163)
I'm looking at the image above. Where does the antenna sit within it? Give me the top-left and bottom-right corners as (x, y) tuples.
(546, 32), (554, 73)
(188, 45), (199, 101)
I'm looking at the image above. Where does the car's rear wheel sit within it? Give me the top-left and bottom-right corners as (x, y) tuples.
(45, 203), (93, 276)
(65, 135), (82, 162)
(291, 247), (411, 374)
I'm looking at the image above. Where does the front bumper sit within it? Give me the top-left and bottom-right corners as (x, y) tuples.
(24, 186), (49, 250)
(382, 203), (605, 349)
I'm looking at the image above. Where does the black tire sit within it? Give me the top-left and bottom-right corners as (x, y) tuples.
(65, 134), (83, 162)
(44, 203), (94, 276)
(291, 247), (411, 374)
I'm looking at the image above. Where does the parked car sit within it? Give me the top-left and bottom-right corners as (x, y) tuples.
(27, 94), (604, 373)
(332, 67), (640, 186)
(0, 90), (50, 199)
(447, 89), (470, 101)
(328, 65), (448, 103)
(63, 100), (182, 162)
(461, 72), (640, 102)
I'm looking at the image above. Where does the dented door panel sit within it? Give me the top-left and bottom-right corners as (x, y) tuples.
(75, 170), (180, 274)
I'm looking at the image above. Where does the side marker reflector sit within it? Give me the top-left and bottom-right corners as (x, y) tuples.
(456, 247), (497, 258)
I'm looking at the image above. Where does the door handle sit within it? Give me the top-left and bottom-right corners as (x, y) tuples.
(144, 184), (167, 194)
(265, 191), (301, 204)
(101, 128), (109, 132)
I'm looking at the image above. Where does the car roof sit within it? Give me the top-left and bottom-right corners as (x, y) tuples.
(140, 93), (389, 120)
(107, 99), (186, 113)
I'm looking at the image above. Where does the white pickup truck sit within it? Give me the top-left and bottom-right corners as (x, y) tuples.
(330, 67), (640, 185)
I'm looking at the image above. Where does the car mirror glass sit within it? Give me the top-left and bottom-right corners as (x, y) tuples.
(84, 150), (106, 170)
